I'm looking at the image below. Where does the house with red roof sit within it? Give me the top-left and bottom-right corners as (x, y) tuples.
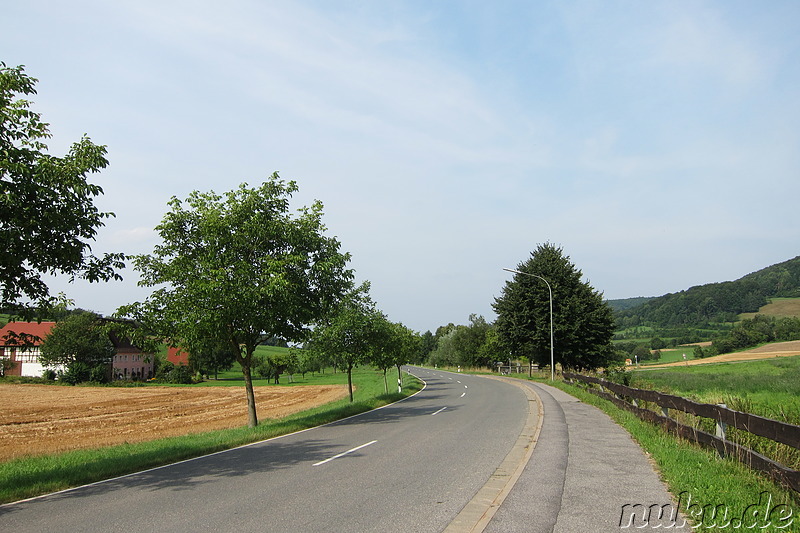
(0, 321), (62, 377)
(0, 321), (154, 380)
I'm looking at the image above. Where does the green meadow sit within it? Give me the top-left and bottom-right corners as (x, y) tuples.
(632, 355), (800, 419)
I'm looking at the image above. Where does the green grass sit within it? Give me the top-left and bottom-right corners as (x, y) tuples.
(640, 347), (698, 365)
(632, 356), (800, 417)
(0, 366), (422, 504)
(631, 356), (800, 473)
(740, 297), (800, 321)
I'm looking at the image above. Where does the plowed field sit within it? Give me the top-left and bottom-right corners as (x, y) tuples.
(0, 384), (348, 461)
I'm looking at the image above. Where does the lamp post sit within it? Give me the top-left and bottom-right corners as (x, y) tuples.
(503, 268), (555, 381)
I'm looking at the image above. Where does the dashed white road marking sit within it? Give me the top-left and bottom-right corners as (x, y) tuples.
(313, 440), (377, 466)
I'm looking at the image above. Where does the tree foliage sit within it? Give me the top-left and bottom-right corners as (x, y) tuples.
(187, 339), (237, 379)
(118, 176), (353, 426)
(306, 283), (381, 402)
(708, 314), (800, 356)
(369, 317), (417, 393)
(426, 314), (497, 369)
(39, 311), (115, 383)
(493, 243), (616, 372)
(0, 63), (125, 318)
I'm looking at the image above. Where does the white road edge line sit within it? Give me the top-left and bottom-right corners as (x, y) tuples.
(432, 406), (447, 416)
(312, 440), (377, 466)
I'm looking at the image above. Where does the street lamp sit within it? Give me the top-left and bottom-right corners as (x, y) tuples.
(503, 268), (555, 381)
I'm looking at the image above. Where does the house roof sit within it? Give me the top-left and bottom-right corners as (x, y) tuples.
(0, 321), (56, 346)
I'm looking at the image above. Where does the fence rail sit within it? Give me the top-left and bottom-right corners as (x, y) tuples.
(562, 372), (800, 493)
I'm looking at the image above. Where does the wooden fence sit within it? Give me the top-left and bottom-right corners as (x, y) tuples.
(562, 372), (800, 493)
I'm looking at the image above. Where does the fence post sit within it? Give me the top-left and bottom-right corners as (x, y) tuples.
(715, 403), (727, 458)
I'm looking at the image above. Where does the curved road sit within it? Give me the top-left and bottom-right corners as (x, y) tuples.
(0, 368), (528, 533)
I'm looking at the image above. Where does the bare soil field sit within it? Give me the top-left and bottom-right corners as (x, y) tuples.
(647, 340), (800, 368)
(0, 384), (348, 462)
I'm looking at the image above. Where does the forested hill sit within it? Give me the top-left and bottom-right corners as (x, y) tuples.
(614, 255), (800, 328)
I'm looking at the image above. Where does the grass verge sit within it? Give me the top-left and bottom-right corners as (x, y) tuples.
(0, 367), (422, 505)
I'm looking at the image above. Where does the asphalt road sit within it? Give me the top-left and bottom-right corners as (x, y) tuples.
(0, 368), (528, 533)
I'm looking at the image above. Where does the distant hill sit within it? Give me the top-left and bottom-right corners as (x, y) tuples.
(606, 297), (655, 313)
(614, 255), (800, 328)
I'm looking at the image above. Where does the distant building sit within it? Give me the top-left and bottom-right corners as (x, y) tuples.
(110, 332), (154, 380)
(0, 321), (153, 380)
(0, 321), (63, 377)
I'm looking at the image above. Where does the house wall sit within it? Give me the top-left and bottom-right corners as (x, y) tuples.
(20, 361), (66, 377)
(112, 352), (154, 380)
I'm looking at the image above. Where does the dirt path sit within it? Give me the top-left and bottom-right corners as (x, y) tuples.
(644, 340), (800, 369)
(0, 384), (348, 462)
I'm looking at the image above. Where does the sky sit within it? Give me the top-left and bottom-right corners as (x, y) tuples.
(3, 0), (799, 333)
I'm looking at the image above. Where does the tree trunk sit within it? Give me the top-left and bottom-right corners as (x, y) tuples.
(241, 359), (258, 427)
(347, 364), (354, 402)
(383, 369), (388, 394)
(396, 364), (402, 393)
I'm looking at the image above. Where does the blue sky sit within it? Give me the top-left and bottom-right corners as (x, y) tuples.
(4, 1), (799, 332)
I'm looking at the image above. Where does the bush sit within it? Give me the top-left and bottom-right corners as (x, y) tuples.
(155, 362), (194, 384)
(604, 367), (632, 386)
(650, 337), (666, 350)
(59, 362), (92, 385)
(42, 368), (57, 381)
(89, 365), (110, 384)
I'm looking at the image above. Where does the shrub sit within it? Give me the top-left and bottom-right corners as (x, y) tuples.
(154, 361), (194, 384)
(604, 367), (632, 386)
(59, 362), (92, 385)
(89, 365), (110, 384)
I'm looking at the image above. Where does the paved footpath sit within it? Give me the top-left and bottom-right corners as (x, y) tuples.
(483, 380), (694, 533)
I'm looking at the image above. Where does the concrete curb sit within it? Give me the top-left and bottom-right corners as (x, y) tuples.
(443, 376), (544, 533)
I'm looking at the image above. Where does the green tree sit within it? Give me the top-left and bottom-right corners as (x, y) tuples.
(188, 339), (237, 379)
(417, 330), (436, 363)
(39, 311), (115, 383)
(427, 328), (458, 367)
(0, 63), (125, 318)
(307, 284), (380, 402)
(369, 318), (416, 394)
(451, 314), (494, 368)
(650, 337), (666, 350)
(493, 243), (616, 372)
(118, 177), (353, 427)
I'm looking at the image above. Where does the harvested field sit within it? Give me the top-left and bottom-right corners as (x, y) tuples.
(0, 384), (348, 462)
(647, 340), (800, 368)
